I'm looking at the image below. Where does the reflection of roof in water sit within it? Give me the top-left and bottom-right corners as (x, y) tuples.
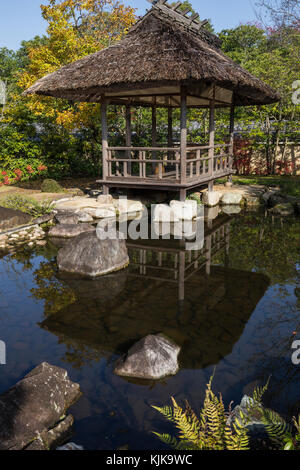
(40, 264), (270, 372)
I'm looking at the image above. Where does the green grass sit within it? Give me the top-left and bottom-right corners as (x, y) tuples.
(0, 194), (53, 217)
(216, 175), (300, 197)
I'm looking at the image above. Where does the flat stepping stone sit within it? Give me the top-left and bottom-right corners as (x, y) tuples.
(48, 224), (95, 238)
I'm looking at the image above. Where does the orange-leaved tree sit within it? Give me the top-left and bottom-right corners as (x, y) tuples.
(11, 0), (136, 131)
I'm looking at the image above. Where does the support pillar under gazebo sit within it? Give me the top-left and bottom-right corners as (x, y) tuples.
(180, 87), (187, 201)
(101, 98), (109, 195)
(228, 102), (235, 184)
(208, 91), (216, 193)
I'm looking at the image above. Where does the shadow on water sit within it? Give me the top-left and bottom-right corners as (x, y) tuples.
(40, 264), (270, 372)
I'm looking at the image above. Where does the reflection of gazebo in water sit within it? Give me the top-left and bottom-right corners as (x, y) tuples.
(128, 214), (231, 301)
(40, 216), (270, 370)
(25, 1), (280, 201)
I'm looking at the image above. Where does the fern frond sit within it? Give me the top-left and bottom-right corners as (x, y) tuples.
(261, 408), (293, 443)
(152, 432), (180, 449)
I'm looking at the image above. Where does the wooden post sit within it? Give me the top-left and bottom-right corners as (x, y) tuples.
(180, 86), (187, 188)
(101, 98), (109, 195)
(152, 98), (157, 172)
(168, 104), (173, 160)
(126, 104), (132, 175)
(168, 106), (173, 147)
(208, 90), (215, 186)
(228, 100), (235, 184)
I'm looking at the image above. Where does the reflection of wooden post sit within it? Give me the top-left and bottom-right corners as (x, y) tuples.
(228, 100), (235, 184)
(178, 250), (185, 302)
(180, 86), (187, 187)
(225, 223), (230, 267)
(126, 104), (132, 175)
(205, 234), (212, 275)
(101, 97), (109, 195)
(208, 88), (215, 186)
(152, 98), (157, 172)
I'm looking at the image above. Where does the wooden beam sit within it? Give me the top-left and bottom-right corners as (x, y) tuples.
(171, 1), (182, 11)
(180, 87), (187, 186)
(101, 98), (108, 182)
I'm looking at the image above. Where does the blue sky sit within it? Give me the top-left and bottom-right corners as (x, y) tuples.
(0, 0), (258, 51)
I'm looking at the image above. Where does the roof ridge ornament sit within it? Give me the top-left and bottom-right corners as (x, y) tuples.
(146, 0), (209, 31)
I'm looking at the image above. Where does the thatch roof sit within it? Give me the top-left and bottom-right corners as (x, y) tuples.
(24, 3), (281, 107)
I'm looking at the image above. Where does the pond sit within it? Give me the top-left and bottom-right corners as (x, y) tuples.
(0, 209), (300, 450)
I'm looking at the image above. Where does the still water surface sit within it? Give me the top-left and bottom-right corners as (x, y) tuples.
(0, 210), (299, 449)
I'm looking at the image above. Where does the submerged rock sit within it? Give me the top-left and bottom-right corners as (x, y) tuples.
(114, 334), (180, 380)
(48, 223), (95, 238)
(57, 230), (129, 277)
(227, 395), (275, 450)
(0, 362), (81, 450)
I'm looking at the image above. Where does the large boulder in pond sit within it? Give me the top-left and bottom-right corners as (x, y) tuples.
(48, 223), (95, 238)
(114, 334), (180, 380)
(0, 362), (81, 450)
(57, 230), (129, 277)
(0, 207), (31, 231)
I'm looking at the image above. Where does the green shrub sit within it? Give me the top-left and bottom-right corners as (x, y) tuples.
(188, 193), (203, 205)
(41, 179), (63, 193)
(0, 195), (53, 217)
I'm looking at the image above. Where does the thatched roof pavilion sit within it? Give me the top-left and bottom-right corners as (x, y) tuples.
(25, 0), (281, 200)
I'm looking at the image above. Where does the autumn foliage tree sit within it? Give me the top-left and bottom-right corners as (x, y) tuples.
(1, 0), (136, 177)
(16, 0), (136, 129)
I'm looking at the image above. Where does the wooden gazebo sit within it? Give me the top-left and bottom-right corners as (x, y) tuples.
(25, 0), (280, 200)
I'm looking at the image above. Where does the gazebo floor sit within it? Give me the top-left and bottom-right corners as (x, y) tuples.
(96, 169), (233, 193)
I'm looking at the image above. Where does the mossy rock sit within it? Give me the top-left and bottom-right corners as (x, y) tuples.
(41, 179), (63, 193)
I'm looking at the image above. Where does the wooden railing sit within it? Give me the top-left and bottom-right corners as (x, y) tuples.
(106, 144), (233, 183)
